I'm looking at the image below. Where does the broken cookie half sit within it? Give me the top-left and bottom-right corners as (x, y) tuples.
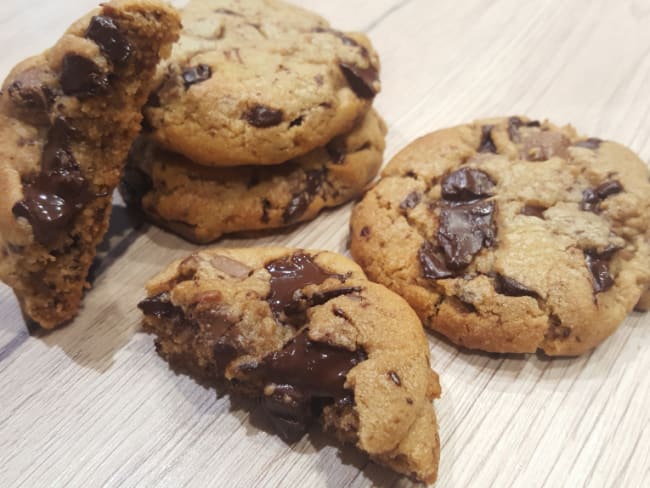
(0, 0), (181, 328)
(139, 247), (441, 483)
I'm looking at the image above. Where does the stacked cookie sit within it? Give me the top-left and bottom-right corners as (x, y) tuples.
(121, 0), (386, 243)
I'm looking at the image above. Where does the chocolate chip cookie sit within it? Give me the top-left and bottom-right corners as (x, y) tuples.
(139, 248), (441, 483)
(350, 117), (650, 355)
(0, 0), (181, 328)
(122, 109), (386, 243)
(144, 0), (381, 167)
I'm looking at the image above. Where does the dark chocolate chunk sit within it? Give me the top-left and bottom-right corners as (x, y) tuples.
(441, 168), (495, 202)
(400, 191), (421, 210)
(12, 117), (93, 246)
(520, 204), (546, 219)
(265, 252), (343, 322)
(258, 333), (367, 442)
(333, 307), (351, 321)
(119, 165), (153, 207)
(309, 287), (362, 307)
(438, 201), (497, 269)
(360, 226), (370, 237)
(339, 63), (378, 99)
(507, 116), (541, 141)
(138, 292), (184, 321)
(7, 69), (55, 113)
(574, 138), (602, 149)
(243, 104), (284, 128)
(584, 249), (616, 293)
(282, 169), (325, 224)
(289, 116), (304, 128)
(494, 275), (538, 298)
(326, 138), (346, 164)
(86, 16), (132, 65)
(388, 371), (401, 386)
(545, 315), (571, 340)
(418, 241), (454, 280)
(581, 180), (623, 212)
(478, 125), (497, 153)
(182, 64), (212, 88)
(60, 54), (109, 96)
(261, 198), (271, 223)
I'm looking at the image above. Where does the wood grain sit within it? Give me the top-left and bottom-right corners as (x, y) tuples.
(1, 0), (649, 487)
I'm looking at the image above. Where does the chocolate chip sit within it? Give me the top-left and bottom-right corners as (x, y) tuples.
(418, 241), (454, 280)
(360, 226), (370, 237)
(388, 371), (401, 386)
(138, 292), (184, 321)
(265, 252), (343, 323)
(400, 191), (421, 210)
(584, 249), (616, 293)
(478, 125), (497, 153)
(581, 180), (623, 212)
(574, 138), (601, 149)
(507, 116), (541, 141)
(119, 165), (152, 207)
(7, 69), (55, 113)
(545, 315), (571, 340)
(494, 275), (538, 298)
(243, 104), (284, 128)
(12, 117), (93, 246)
(326, 138), (346, 164)
(309, 287), (362, 307)
(333, 307), (351, 321)
(282, 169), (325, 224)
(441, 168), (495, 202)
(261, 198), (271, 223)
(520, 204), (546, 219)
(86, 16), (132, 65)
(339, 63), (378, 99)
(60, 54), (109, 97)
(182, 64), (212, 89)
(289, 116), (304, 128)
(438, 201), (497, 270)
(258, 333), (367, 442)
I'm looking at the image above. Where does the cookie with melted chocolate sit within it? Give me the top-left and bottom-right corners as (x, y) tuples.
(139, 248), (441, 483)
(0, 1), (181, 328)
(350, 116), (650, 355)
(121, 110), (386, 244)
(144, 0), (381, 167)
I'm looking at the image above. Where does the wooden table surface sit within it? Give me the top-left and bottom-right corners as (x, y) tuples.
(1, 0), (648, 486)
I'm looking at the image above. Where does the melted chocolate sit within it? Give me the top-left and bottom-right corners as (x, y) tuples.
(478, 125), (497, 153)
(418, 241), (454, 280)
(339, 63), (378, 99)
(265, 252), (342, 321)
(584, 249), (616, 293)
(243, 105), (284, 128)
(60, 54), (109, 96)
(86, 16), (132, 65)
(12, 118), (93, 246)
(182, 64), (212, 88)
(282, 169), (325, 224)
(494, 275), (538, 298)
(438, 201), (497, 270)
(400, 191), (421, 210)
(574, 138), (601, 149)
(520, 204), (546, 219)
(441, 168), (495, 202)
(309, 287), (362, 307)
(259, 333), (367, 442)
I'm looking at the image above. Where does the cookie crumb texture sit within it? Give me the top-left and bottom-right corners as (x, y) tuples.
(122, 109), (386, 243)
(144, 0), (381, 167)
(351, 117), (650, 355)
(140, 248), (441, 483)
(0, 0), (181, 328)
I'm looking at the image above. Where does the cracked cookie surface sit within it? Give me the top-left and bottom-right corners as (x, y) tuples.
(350, 117), (650, 355)
(140, 247), (440, 483)
(144, 0), (381, 167)
(0, 0), (180, 328)
(122, 109), (386, 243)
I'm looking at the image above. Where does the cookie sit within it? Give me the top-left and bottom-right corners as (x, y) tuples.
(143, 0), (381, 167)
(350, 117), (650, 355)
(139, 247), (441, 483)
(122, 109), (386, 243)
(0, 0), (181, 328)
